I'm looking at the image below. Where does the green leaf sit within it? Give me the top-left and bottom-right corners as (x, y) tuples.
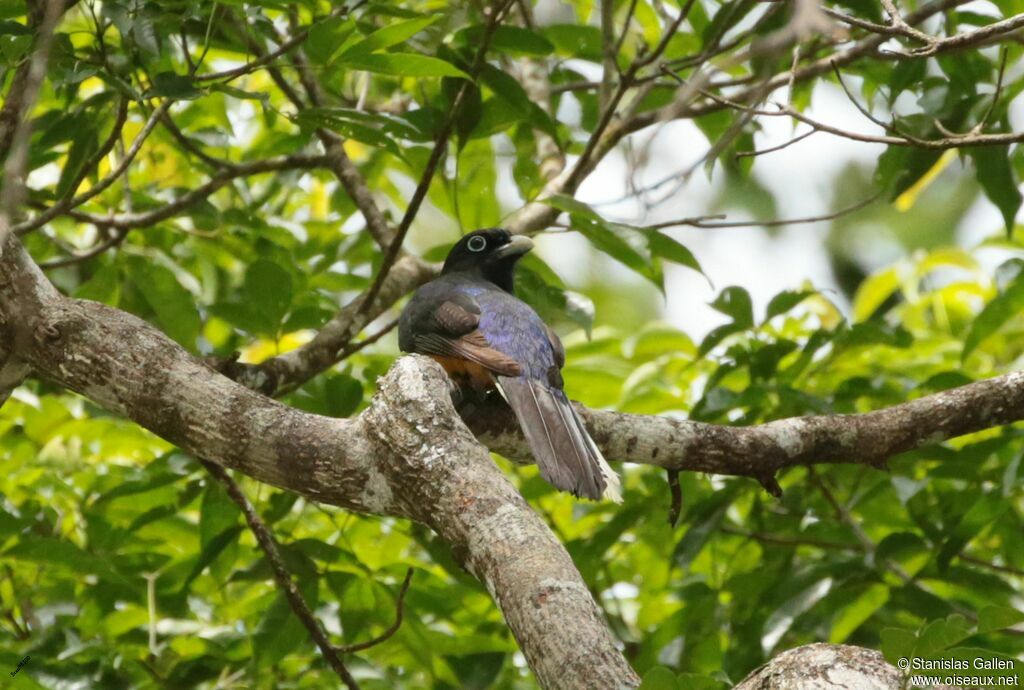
(764, 289), (815, 322)
(0, 33), (30, 62)
(338, 52), (470, 79)
(478, 64), (559, 140)
(970, 145), (1022, 236)
(709, 286), (753, 327)
(74, 263), (121, 302)
(244, 259), (293, 333)
(306, 16), (357, 64)
(880, 626), (917, 666)
(875, 144), (944, 200)
(295, 109), (406, 158)
(672, 486), (736, 570)
(200, 481), (238, 548)
(145, 71), (200, 100)
(639, 666), (680, 690)
(962, 270), (1024, 358)
(914, 615), (973, 656)
(574, 218), (662, 289)
(339, 15), (440, 58)
(454, 25), (554, 56)
(647, 231), (707, 282)
(127, 258), (200, 348)
(977, 606), (1024, 634)
(180, 525), (244, 592)
(4, 537), (127, 584)
(56, 125), (99, 198)
(542, 24), (603, 61)
(253, 582), (318, 668)
(543, 193), (601, 219)
(853, 267), (900, 322)
(829, 583), (890, 643)
(937, 494), (1008, 567)
(517, 261), (595, 336)
(0, 0), (26, 21)
(324, 374), (363, 417)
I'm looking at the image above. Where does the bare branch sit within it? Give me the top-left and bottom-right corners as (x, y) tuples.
(694, 85), (1024, 150)
(735, 128), (817, 159)
(725, 526), (1024, 578)
(883, 10), (1024, 58)
(599, 0), (618, 108)
(645, 193), (879, 229)
(231, 11), (397, 251)
(878, 0), (935, 44)
(38, 228), (128, 269)
(621, 0), (971, 138)
(466, 369), (1024, 485)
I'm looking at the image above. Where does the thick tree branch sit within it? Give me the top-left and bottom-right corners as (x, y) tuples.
(733, 644), (902, 689)
(0, 233), (639, 689)
(465, 370), (1024, 485)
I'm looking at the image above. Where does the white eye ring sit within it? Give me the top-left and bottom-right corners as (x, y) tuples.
(467, 235), (487, 252)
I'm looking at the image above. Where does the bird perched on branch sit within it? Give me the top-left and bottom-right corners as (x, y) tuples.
(398, 228), (622, 502)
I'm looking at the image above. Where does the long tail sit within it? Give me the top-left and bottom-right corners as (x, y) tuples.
(496, 376), (622, 502)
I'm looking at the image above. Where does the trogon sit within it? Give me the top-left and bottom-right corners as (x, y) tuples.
(398, 228), (622, 502)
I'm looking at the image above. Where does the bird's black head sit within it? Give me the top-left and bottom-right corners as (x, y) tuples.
(441, 228), (533, 293)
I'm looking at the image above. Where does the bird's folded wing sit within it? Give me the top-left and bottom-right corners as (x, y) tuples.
(414, 330), (522, 377)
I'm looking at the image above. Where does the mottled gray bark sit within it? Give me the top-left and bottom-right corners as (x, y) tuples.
(464, 371), (1024, 490)
(735, 644), (905, 689)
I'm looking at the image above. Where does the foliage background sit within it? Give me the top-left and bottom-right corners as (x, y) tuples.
(1, 0), (1023, 688)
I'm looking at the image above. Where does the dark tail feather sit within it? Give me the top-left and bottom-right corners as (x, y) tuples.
(497, 377), (622, 502)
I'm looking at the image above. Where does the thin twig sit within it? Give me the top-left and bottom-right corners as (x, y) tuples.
(194, 5), (351, 83)
(878, 0), (934, 44)
(38, 228), (128, 268)
(335, 317), (399, 361)
(736, 128), (816, 159)
(199, 460), (361, 690)
(336, 568), (414, 653)
(644, 193), (879, 230)
(725, 525), (1024, 578)
(830, 62), (913, 139)
(159, 111), (233, 169)
(612, 0), (641, 58)
(14, 101), (173, 235)
(28, 153), (330, 232)
(600, 0), (618, 107)
(564, 0), (697, 192)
